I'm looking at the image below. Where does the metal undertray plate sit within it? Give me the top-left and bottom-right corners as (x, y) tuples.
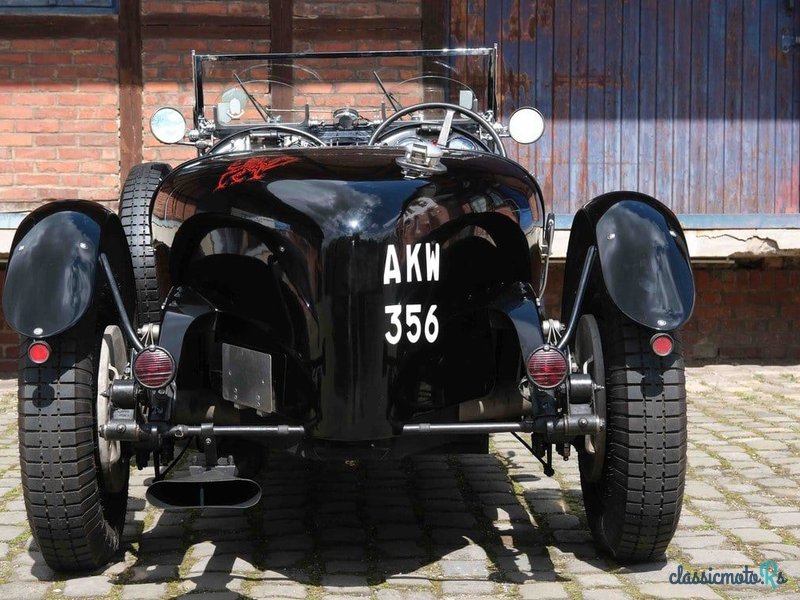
(222, 343), (274, 413)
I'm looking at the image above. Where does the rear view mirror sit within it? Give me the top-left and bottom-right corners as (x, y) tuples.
(508, 107), (545, 144)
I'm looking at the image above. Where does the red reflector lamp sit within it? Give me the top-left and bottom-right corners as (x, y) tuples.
(132, 346), (175, 389)
(650, 333), (674, 357)
(27, 341), (51, 364)
(527, 345), (568, 389)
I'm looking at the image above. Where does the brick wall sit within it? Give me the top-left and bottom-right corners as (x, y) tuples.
(0, 37), (120, 209)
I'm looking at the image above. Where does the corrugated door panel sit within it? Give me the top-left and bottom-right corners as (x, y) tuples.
(534, 0), (555, 202)
(741, 0), (761, 213)
(776, 3), (798, 213)
(586, 0), (605, 204)
(672, 0), (692, 214)
(689, 0), (710, 215)
(453, 0), (800, 216)
(757, 0), (777, 214)
(602, 0), (622, 194)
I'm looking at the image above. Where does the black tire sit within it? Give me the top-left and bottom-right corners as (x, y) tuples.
(18, 315), (129, 571)
(580, 308), (687, 563)
(119, 162), (171, 327)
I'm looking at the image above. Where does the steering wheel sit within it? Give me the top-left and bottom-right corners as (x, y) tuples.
(212, 125), (325, 154)
(368, 102), (506, 158)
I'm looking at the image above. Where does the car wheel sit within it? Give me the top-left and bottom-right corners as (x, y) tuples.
(579, 307), (687, 563)
(119, 162), (171, 327)
(18, 314), (130, 571)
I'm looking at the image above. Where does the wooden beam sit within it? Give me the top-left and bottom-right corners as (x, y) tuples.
(0, 15), (116, 38)
(269, 0), (293, 111)
(422, 1), (448, 49)
(141, 14), (270, 39)
(118, 0), (143, 185)
(294, 17), (420, 41)
(421, 1), (448, 103)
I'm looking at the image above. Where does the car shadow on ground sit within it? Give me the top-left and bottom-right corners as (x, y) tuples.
(22, 451), (668, 596)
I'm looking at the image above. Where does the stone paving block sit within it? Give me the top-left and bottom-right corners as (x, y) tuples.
(0, 524), (25, 541)
(376, 590), (436, 600)
(320, 574), (371, 594)
(325, 560), (369, 573)
(11, 552), (55, 582)
(0, 512), (26, 525)
(518, 581), (570, 599)
(639, 582), (722, 599)
(181, 593), (240, 600)
(249, 581), (308, 599)
(683, 549), (753, 566)
(440, 580), (497, 595)
(62, 575), (114, 598)
(121, 583), (169, 600)
(731, 528), (782, 543)
(439, 544), (489, 561)
(130, 563), (178, 582)
(716, 518), (762, 529)
(767, 512), (800, 527)
(574, 572), (625, 587)
(376, 540), (426, 558)
(383, 575), (434, 588)
(0, 581), (50, 600)
(582, 589), (633, 600)
(439, 560), (489, 578)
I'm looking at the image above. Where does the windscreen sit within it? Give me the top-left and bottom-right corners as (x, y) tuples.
(196, 51), (494, 128)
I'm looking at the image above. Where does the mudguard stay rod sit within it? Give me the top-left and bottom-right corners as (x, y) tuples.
(557, 245), (597, 351)
(99, 253), (144, 352)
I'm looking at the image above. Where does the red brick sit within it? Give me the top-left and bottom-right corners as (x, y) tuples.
(54, 39), (101, 52)
(14, 146), (57, 160)
(0, 133), (32, 146)
(37, 161), (77, 174)
(16, 120), (59, 133)
(11, 39), (54, 52)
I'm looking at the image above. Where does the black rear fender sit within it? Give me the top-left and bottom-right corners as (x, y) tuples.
(562, 192), (695, 331)
(2, 201), (135, 338)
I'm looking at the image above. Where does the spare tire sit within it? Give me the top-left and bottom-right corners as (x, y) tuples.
(119, 162), (171, 327)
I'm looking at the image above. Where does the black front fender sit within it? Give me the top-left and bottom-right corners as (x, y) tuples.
(562, 192), (694, 331)
(2, 201), (135, 338)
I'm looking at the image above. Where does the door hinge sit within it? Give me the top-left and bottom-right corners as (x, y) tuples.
(782, 34), (800, 53)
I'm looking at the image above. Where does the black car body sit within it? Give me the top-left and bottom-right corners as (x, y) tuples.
(3, 48), (694, 571)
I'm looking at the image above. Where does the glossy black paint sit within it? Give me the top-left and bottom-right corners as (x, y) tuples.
(562, 191), (695, 331)
(3, 203), (136, 338)
(151, 147), (544, 440)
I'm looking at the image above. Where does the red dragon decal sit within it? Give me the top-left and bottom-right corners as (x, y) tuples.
(215, 156), (300, 191)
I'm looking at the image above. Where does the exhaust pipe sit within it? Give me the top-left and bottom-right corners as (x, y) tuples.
(146, 469), (262, 509)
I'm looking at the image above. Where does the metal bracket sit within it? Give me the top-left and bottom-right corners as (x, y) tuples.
(782, 34), (800, 53)
(200, 422), (218, 467)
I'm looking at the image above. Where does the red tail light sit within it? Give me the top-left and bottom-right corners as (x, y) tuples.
(28, 341), (51, 364)
(527, 345), (568, 389)
(133, 346), (175, 389)
(650, 333), (674, 357)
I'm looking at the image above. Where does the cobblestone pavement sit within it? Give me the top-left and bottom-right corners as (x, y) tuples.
(0, 365), (799, 599)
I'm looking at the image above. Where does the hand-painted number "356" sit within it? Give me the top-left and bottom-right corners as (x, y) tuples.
(384, 304), (439, 345)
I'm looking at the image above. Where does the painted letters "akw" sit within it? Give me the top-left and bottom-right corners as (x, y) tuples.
(383, 243), (440, 285)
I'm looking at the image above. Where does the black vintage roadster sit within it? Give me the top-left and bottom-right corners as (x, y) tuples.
(3, 48), (693, 571)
